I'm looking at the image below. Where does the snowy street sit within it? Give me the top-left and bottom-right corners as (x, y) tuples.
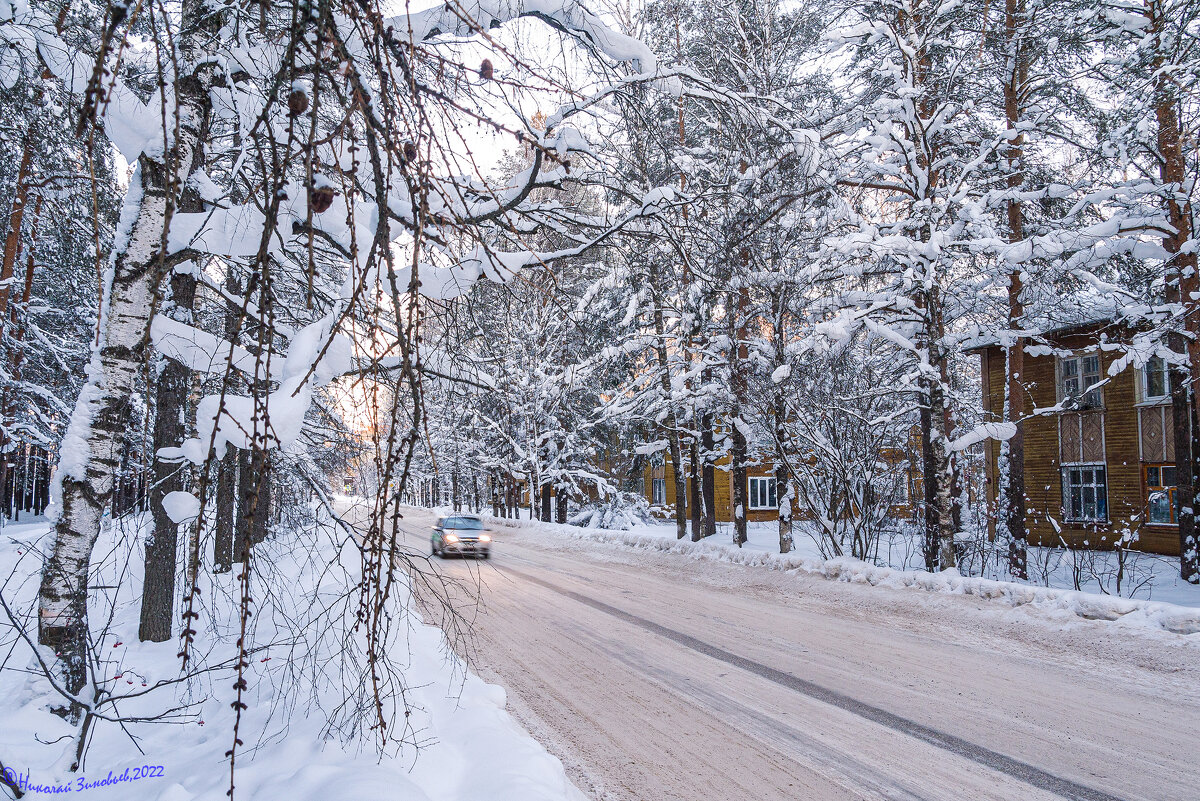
(398, 508), (1200, 801)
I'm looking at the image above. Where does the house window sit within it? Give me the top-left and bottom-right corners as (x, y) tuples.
(748, 477), (777, 510)
(1059, 354), (1102, 407)
(1062, 465), (1108, 523)
(1145, 464), (1179, 525)
(651, 478), (666, 505)
(1143, 357), (1169, 401)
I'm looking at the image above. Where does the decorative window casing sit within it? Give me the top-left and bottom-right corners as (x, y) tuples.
(1138, 404), (1176, 463)
(651, 478), (666, 505)
(1059, 412), (1105, 464)
(1058, 353), (1103, 408)
(1062, 465), (1108, 523)
(748, 477), (777, 510)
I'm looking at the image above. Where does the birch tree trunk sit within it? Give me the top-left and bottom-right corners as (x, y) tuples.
(39, 161), (177, 706)
(38, 0), (216, 707)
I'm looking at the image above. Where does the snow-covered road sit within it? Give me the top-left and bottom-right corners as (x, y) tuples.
(397, 509), (1200, 801)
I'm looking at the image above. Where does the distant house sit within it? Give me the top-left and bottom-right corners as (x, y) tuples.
(641, 458), (784, 524)
(638, 445), (923, 525)
(976, 321), (1181, 556)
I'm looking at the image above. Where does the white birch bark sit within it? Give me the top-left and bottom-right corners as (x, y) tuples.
(38, 82), (208, 704)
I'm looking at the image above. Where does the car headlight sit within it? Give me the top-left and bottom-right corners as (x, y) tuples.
(444, 533), (459, 543)
(479, 534), (491, 542)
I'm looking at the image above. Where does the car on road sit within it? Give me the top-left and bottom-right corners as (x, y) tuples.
(432, 515), (491, 558)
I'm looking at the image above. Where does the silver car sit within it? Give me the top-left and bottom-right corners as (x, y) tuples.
(431, 515), (492, 558)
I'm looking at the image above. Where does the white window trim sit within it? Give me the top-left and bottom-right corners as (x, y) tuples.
(651, 477), (666, 505)
(747, 476), (777, 510)
(1137, 357), (1171, 405)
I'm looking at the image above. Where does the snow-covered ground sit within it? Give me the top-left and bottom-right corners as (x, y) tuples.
(481, 512), (1200, 634)
(0, 507), (582, 801)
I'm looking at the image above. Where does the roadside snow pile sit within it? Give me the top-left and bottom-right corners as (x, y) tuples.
(488, 517), (1200, 636)
(0, 512), (580, 801)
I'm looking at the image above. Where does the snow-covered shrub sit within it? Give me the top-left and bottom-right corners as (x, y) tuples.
(568, 492), (656, 530)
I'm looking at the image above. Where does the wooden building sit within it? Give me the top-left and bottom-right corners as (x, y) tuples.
(976, 322), (1181, 556)
(639, 447), (923, 525)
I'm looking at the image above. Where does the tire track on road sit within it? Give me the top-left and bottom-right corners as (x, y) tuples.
(504, 566), (1124, 801)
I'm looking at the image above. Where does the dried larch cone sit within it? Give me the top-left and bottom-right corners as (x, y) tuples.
(309, 185), (335, 214)
(288, 88), (309, 116)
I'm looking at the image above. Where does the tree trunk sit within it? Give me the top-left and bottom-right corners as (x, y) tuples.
(731, 413), (748, 546)
(689, 433), (702, 541)
(1149, 4), (1200, 582)
(701, 402), (716, 539)
(250, 455), (271, 546)
(139, 270), (197, 642)
(39, 159), (178, 707)
(555, 485), (567, 524)
(0, 142), (33, 505)
(730, 287), (750, 547)
(774, 388), (792, 554)
(777, 460), (792, 554)
(998, 0), (1029, 579)
(213, 448), (237, 572)
(931, 376), (957, 570)
(652, 305), (687, 539)
(212, 270), (242, 572)
(540, 482), (551, 522)
(38, 6), (215, 708)
(920, 389), (939, 571)
(235, 448), (254, 562)
(0, 142), (32, 326)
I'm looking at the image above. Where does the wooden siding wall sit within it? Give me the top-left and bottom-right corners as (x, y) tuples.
(981, 338), (1180, 556)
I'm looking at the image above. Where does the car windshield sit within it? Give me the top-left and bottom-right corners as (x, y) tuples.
(444, 517), (483, 530)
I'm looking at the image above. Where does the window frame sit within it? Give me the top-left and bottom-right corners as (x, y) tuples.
(1141, 356), (1170, 403)
(1144, 462), (1179, 526)
(1061, 463), (1109, 524)
(747, 476), (778, 510)
(1058, 352), (1103, 408)
(651, 477), (666, 506)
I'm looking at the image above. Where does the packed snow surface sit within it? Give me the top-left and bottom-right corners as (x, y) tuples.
(484, 513), (1200, 634)
(0, 507), (582, 801)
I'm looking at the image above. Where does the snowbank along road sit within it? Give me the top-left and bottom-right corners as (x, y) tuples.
(395, 508), (1200, 801)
